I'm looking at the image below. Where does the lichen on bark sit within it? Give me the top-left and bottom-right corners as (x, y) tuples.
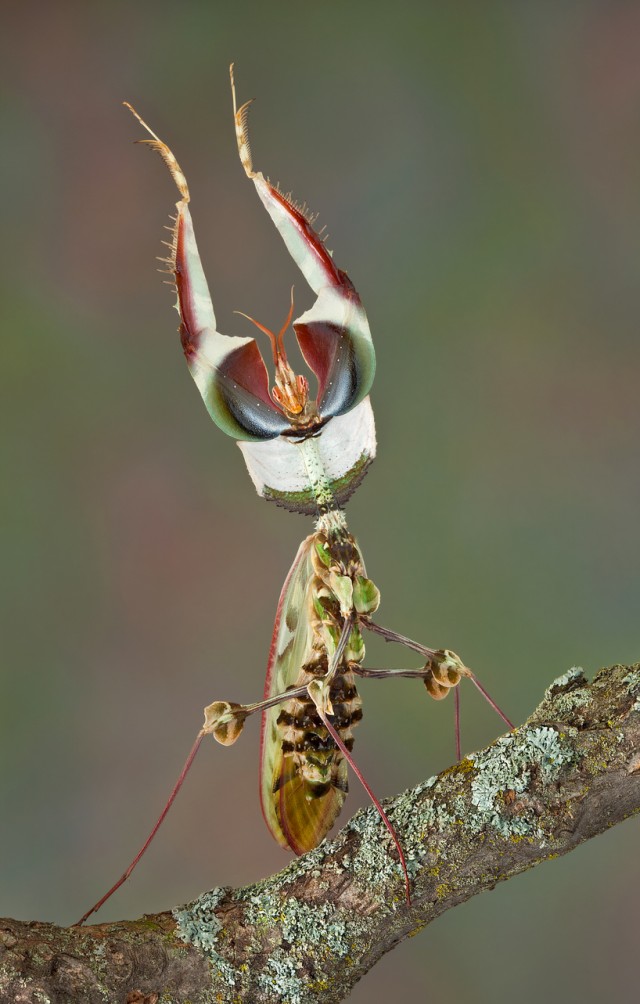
(0, 662), (638, 1003)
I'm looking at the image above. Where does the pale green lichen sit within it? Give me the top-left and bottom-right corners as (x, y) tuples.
(170, 725), (582, 994)
(546, 666), (585, 694)
(242, 892), (349, 958)
(173, 886), (238, 987)
(344, 777), (463, 890)
(623, 670), (640, 695)
(552, 688), (591, 714)
(542, 667), (590, 716)
(389, 785), (458, 876)
(235, 879), (368, 1002)
(174, 878), (363, 1001)
(467, 726), (577, 839)
(258, 842), (329, 887)
(348, 808), (403, 884)
(633, 697), (640, 713)
(282, 902), (347, 957)
(340, 724), (579, 896)
(258, 955), (305, 1004)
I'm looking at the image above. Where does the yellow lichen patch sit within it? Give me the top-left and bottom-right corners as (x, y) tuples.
(455, 757), (477, 774)
(309, 980), (330, 993)
(441, 757), (475, 779)
(409, 921), (427, 938)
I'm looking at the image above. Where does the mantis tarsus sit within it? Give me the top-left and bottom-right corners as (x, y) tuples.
(76, 66), (512, 926)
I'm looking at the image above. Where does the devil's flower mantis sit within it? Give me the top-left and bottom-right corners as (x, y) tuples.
(77, 67), (512, 925)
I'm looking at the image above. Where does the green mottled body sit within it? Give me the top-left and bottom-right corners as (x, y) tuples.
(260, 524), (377, 852)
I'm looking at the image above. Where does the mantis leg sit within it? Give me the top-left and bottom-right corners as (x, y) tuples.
(361, 617), (447, 659)
(75, 682), (314, 926)
(309, 698), (411, 906)
(76, 622), (392, 925)
(353, 666), (447, 679)
(208, 618), (354, 744)
(361, 617), (513, 730)
(222, 648), (413, 905)
(74, 729), (206, 926)
(352, 662), (463, 759)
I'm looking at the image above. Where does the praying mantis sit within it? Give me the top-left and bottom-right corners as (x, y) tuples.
(77, 66), (512, 925)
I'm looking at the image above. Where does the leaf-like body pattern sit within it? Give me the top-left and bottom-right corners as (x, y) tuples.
(260, 536), (357, 852)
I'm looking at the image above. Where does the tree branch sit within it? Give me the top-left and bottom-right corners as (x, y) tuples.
(2, 662), (639, 1004)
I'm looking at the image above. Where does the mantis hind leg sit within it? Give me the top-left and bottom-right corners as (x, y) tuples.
(350, 660), (463, 759)
(360, 617), (514, 734)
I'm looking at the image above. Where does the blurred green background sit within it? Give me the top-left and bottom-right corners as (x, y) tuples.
(1, 3), (639, 1001)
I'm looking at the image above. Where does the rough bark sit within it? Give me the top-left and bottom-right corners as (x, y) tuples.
(2, 662), (639, 1004)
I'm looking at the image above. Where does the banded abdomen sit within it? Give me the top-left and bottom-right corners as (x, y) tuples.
(272, 661), (363, 854)
(260, 528), (369, 854)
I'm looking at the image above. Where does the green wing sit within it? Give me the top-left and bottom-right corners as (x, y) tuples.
(259, 535), (347, 853)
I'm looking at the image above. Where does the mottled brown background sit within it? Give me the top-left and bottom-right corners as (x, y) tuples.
(1, 3), (639, 1001)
